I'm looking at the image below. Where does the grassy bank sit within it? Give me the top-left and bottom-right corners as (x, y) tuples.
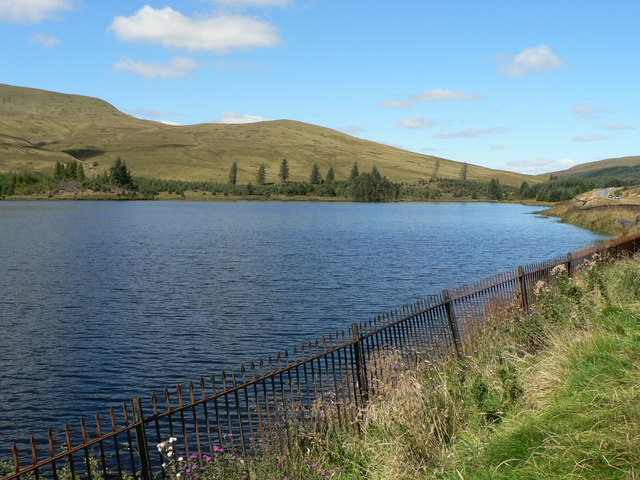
(151, 254), (640, 479)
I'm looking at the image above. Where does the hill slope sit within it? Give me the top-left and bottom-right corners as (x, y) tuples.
(552, 155), (640, 177)
(0, 84), (539, 186)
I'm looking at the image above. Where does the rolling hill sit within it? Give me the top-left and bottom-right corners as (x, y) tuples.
(552, 156), (640, 177)
(0, 84), (540, 186)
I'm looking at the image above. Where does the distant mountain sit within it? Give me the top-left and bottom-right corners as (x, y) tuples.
(552, 156), (640, 178)
(0, 84), (539, 186)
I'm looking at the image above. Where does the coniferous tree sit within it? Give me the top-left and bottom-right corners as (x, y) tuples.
(487, 178), (503, 200)
(349, 162), (360, 181)
(256, 163), (266, 185)
(110, 157), (133, 188)
(432, 160), (440, 179)
(278, 159), (290, 183)
(65, 161), (77, 180)
(325, 167), (335, 184)
(461, 162), (468, 181)
(54, 162), (64, 179)
(310, 162), (322, 184)
(228, 161), (238, 185)
(76, 162), (85, 181)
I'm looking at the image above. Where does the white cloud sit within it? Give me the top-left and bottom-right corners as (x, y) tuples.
(505, 157), (576, 174)
(110, 6), (280, 53)
(29, 32), (60, 47)
(602, 122), (634, 130)
(413, 88), (481, 102)
(114, 57), (200, 80)
(499, 44), (564, 77)
(572, 134), (607, 142)
(0, 0), (74, 23)
(217, 112), (268, 123)
(129, 108), (186, 120)
(337, 125), (365, 134)
(396, 118), (434, 129)
(159, 120), (181, 126)
(571, 104), (597, 120)
(435, 127), (507, 139)
(379, 99), (414, 109)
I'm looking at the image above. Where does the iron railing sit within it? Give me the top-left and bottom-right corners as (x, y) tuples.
(3, 232), (639, 480)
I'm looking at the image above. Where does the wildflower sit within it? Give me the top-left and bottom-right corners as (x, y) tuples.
(178, 457), (183, 462)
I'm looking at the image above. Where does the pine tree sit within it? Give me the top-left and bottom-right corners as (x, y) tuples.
(310, 162), (322, 184)
(461, 162), (468, 181)
(54, 162), (64, 179)
(76, 162), (85, 181)
(65, 161), (77, 180)
(488, 178), (503, 200)
(349, 162), (360, 181)
(325, 167), (335, 184)
(110, 157), (133, 188)
(431, 160), (440, 179)
(228, 161), (238, 185)
(278, 159), (290, 183)
(256, 163), (266, 185)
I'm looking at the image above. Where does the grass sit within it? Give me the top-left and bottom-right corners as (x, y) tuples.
(0, 84), (541, 187)
(255, 255), (638, 480)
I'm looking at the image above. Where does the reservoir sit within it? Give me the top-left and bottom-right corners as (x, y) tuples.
(0, 201), (605, 451)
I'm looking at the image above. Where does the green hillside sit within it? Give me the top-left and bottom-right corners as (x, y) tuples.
(552, 155), (640, 177)
(0, 84), (540, 186)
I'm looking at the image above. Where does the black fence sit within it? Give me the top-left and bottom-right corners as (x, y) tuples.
(3, 232), (640, 480)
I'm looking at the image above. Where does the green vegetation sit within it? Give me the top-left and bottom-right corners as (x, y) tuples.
(158, 253), (638, 479)
(521, 176), (635, 202)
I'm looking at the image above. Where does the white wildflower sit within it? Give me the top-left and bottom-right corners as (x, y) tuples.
(533, 280), (547, 296)
(551, 264), (567, 277)
(178, 457), (183, 462)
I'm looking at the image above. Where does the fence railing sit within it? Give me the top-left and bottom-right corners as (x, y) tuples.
(3, 232), (640, 480)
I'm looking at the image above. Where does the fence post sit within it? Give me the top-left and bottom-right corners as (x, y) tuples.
(565, 253), (573, 277)
(132, 397), (153, 480)
(350, 323), (368, 403)
(517, 266), (529, 312)
(442, 290), (462, 359)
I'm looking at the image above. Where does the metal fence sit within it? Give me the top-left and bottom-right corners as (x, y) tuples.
(3, 232), (640, 480)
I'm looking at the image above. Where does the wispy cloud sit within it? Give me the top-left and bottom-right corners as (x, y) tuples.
(128, 108), (187, 121)
(499, 44), (564, 77)
(572, 134), (608, 142)
(379, 99), (414, 109)
(114, 57), (200, 80)
(396, 118), (435, 129)
(217, 112), (268, 123)
(602, 122), (634, 130)
(110, 6), (280, 53)
(572, 104), (614, 120)
(506, 157), (576, 174)
(413, 88), (482, 102)
(435, 127), (507, 139)
(0, 0), (74, 23)
(337, 125), (365, 134)
(29, 32), (60, 47)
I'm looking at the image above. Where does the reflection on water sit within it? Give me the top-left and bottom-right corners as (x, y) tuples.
(0, 201), (604, 450)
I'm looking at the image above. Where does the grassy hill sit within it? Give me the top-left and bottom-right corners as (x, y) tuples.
(0, 84), (540, 187)
(552, 155), (640, 178)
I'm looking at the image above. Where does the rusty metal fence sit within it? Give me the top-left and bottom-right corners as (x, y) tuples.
(3, 232), (640, 480)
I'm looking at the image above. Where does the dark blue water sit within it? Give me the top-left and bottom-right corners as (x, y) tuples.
(0, 201), (605, 451)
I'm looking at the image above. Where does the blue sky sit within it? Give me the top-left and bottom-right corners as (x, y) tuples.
(1, 0), (638, 174)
